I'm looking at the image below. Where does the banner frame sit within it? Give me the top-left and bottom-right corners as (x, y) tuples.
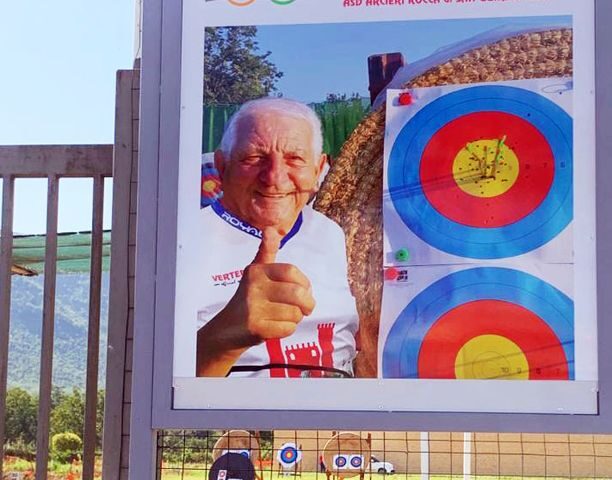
(130, 2), (612, 458)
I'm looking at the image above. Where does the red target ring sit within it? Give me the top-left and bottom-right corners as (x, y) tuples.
(418, 299), (569, 380)
(420, 111), (555, 228)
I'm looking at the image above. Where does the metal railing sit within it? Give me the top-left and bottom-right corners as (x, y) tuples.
(0, 144), (113, 480)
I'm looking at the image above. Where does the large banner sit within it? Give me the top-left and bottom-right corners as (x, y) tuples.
(171, 0), (597, 413)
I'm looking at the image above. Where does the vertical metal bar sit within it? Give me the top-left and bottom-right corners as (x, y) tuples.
(0, 175), (15, 479)
(35, 175), (59, 480)
(82, 175), (105, 480)
(463, 433), (472, 480)
(419, 433), (429, 480)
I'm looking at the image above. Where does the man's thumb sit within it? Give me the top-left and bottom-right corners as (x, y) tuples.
(252, 227), (282, 264)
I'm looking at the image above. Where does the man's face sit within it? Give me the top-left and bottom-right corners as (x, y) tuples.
(215, 110), (326, 232)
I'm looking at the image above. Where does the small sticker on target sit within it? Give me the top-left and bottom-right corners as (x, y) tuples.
(217, 470), (227, 480)
(385, 267), (409, 283)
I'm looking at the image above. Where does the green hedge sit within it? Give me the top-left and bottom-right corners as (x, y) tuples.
(202, 99), (369, 158)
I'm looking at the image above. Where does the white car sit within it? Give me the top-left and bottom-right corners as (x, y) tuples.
(369, 456), (395, 474)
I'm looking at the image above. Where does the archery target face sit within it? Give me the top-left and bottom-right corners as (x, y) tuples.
(386, 83), (572, 259)
(277, 443), (302, 467)
(333, 455), (349, 469)
(382, 267), (574, 380)
(349, 455), (364, 469)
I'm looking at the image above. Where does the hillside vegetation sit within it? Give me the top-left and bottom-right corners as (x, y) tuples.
(8, 273), (110, 392)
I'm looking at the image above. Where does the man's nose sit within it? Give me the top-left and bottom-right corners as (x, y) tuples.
(259, 156), (289, 185)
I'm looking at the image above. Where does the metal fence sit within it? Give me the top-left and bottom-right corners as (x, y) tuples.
(156, 430), (612, 480)
(0, 145), (113, 480)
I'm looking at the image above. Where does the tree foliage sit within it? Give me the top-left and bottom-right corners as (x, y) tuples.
(51, 432), (82, 463)
(50, 388), (85, 438)
(4, 386), (105, 457)
(50, 388), (105, 446)
(204, 26), (283, 104)
(5, 388), (37, 445)
(325, 92), (362, 103)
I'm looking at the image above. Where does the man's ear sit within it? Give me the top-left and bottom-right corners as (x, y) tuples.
(312, 153), (328, 194)
(316, 153), (328, 177)
(214, 150), (226, 178)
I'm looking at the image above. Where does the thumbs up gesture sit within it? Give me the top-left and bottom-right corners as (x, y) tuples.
(196, 227), (316, 377)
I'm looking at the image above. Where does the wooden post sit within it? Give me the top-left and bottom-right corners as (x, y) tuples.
(82, 175), (105, 480)
(367, 53), (406, 105)
(102, 69), (136, 480)
(0, 176), (15, 480)
(35, 175), (60, 480)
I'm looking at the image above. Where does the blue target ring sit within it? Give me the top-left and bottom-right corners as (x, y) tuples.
(335, 456), (347, 468)
(280, 447), (298, 464)
(350, 456), (363, 468)
(388, 85), (573, 259)
(382, 267), (574, 379)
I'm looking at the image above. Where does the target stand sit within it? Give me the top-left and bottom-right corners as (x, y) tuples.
(323, 432), (371, 480)
(276, 443), (303, 477)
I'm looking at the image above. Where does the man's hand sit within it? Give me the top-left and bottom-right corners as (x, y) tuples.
(196, 228), (316, 377)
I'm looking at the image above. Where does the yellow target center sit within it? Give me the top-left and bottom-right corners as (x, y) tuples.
(453, 138), (520, 198)
(455, 334), (529, 380)
(202, 179), (218, 193)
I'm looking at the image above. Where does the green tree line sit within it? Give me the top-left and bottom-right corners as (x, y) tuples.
(4, 387), (104, 460)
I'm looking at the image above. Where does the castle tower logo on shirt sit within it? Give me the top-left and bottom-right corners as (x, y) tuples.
(265, 323), (336, 377)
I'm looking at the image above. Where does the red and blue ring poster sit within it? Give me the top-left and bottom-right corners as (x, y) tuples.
(381, 79), (596, 388)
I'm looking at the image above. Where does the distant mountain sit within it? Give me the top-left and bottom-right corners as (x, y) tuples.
(8, 273), (109, 392)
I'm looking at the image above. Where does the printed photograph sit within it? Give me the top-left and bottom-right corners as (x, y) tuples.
(192, 14), (577, 380)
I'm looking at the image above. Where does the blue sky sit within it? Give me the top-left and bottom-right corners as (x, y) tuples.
(0, 1), (134, 234)
(256, 15), (570, 103)
(1, 5), (568, 234)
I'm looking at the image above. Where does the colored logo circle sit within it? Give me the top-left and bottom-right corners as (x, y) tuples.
(387, 85), (572, 259)
(227, 0), (256, 6)
(382, 268), (574, 379)
(227, 0), (295, 5)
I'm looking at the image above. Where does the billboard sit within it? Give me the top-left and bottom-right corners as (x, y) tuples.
(166, 0), (598, 414)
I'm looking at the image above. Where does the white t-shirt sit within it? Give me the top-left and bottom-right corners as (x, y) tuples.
(197, 203), (359, 378)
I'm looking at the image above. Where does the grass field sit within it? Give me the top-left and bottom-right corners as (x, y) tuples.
(157, 469), (596, 480)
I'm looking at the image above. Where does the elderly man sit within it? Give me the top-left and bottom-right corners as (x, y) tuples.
(196, 98), (359, 378)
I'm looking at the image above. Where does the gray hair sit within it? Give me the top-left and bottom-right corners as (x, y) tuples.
(219, 97), (324, 159)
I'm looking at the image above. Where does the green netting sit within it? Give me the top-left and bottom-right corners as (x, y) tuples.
(11, 231), (111, 274)
(202, 99), (370, 157)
